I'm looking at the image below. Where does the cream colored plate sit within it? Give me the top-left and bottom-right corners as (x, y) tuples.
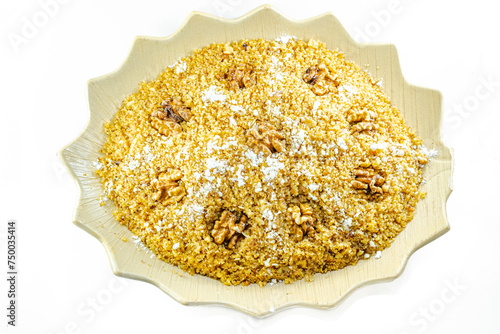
(61, 5), (453, 317)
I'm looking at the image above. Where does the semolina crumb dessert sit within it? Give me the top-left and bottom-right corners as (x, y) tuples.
(95, 37), (437, 286)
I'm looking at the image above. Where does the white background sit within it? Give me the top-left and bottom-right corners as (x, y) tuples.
(1, 0), (499, 333)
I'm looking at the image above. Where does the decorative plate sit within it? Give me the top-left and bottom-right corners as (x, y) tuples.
(61, 5), (453, 317)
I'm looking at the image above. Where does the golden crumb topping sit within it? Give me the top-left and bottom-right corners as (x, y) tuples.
(95, 37), (435, 286)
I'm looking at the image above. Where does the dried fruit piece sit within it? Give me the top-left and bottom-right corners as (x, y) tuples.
(152, 169), (185, 205)
(247, 122), (285, 156)
(303, 63), (338, 96)
(288, 204), (315, 242)
(211, 211), (248, 249)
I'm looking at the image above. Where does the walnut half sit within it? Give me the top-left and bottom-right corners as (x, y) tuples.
(151, 98), (192, 136)
(288, 204), (315, 242)
(151, 169), (186, 205)
(211, 210), (248, 249)
(225, 64), (256, 90)
(247, 122), (285, 156)
(347, 107), (379, 133)
(303, 63), (338, 96)
(352, 168), (385, 196)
